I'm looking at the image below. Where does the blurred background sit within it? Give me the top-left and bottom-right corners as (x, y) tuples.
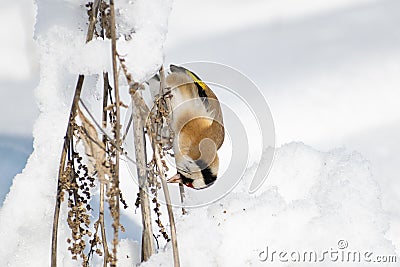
(1, 0), (399, 229)
(0, 0), (38, 203)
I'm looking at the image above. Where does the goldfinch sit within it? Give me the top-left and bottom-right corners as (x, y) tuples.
(165, 64), (225, 189)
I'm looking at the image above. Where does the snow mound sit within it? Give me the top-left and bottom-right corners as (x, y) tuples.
(116, 239), (141, 266)
(142, 142), (397, 267)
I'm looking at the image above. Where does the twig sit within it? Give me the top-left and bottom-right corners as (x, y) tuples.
(109, 0), (121, 265)
(151, 141), (180, 267)
(130, 88), (155, 261)
(100, 72), (110, 266)
(79, 98), (138, 166)
(51, 75), (85, 267)
(159, 66), (186, 214)
(178, 184), (187, 215)
(79, 100), (118, 150)
(158, 66), (180, 267)
(86, 0), (101, 43)
(117, 53), (155, 261)
(122, 113), (133, 141)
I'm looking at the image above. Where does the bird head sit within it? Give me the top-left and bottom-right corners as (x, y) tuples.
(168, 153), (219, 190)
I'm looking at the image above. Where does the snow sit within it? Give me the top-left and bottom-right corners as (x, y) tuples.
(116, 239), (141, 266)
(142, 143), (396, 266)
(1, 0), (400, 266)
(34, 0), (171, 80)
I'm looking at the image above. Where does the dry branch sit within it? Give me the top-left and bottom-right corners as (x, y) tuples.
(100, 72), (110, 266)
(179, 184), (187, 215)
(158, 66), (186, 215)
(51, 74), (85, 267)
(52, 1), (102, 264)
(86, 0), (100, 43)
(157, 66), (180, 267)
(130, 88), (155, 261)
(152, 143), (180, 267)
(109, 0), (122, 265)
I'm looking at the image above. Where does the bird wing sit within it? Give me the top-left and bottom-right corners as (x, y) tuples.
(169, 64), (225, 149)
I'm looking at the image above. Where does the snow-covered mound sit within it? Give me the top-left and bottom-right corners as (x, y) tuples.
(140, 143), (397, 266)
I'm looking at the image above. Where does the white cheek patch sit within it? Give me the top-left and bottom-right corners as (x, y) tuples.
(176, 156), (202, 180)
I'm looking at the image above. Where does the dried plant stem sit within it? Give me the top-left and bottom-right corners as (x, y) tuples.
(86, 0), (100, 43)
(99, 183), (108, 267)
(51, 75), (85, 267)
(109, 0), (121, 265)
(178, 184), (187, 215)
(158, 66), (180, 266)
(52, 3), (101, 264)
(130, 89), (155, 261)
(153, 142), (180, 267)
(159, 66), (186, 215)
(100, 72), (110, 266)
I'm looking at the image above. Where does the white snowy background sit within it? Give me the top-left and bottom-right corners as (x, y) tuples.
(0, 0), (399, 266)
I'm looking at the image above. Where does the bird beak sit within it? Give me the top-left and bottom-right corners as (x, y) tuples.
(167, 173), (182, 183)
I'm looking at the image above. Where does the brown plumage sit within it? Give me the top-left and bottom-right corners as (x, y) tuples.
(165, 65), (225, 189)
